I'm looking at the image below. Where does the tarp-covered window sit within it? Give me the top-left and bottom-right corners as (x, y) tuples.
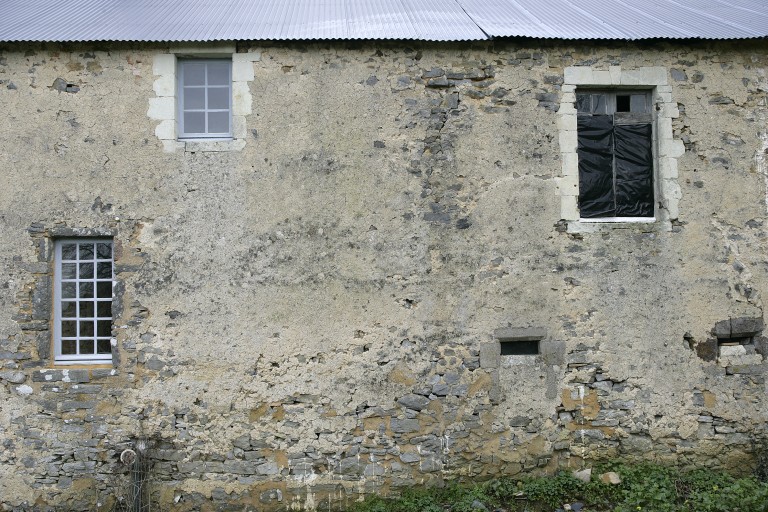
(576, 91), (654, 219)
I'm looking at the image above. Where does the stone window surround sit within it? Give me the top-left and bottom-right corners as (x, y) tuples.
(555, 66), (684, 233)
(148, 45), (259, 153)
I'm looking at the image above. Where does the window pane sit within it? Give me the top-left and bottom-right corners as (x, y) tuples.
(592, 94), (607, 114)
(61, 301), (76, 318)
(79, 301), (94, 318)
(80, 321), (94, 337)
(576, 94), (591, 113)
(630, 94), (647, 113)
(208, 111), (230, 134)
(61, 263), (76, 279)
(208, 87), (229, 110)
(183, 62), (206, 86)
(184, 112), (206, 134)
(79, 262), (94, 279)
(98, 320), (112, 337)
(61, 339), (77, 355)
(80, 282), (94, 299)
(97, 243), (112, 259)
(97, 339), (112, 354)
(62, 282), (76, 299)
(79, 243), (94, 260)
(97, 301), (112, 318)
(183, 87), (205, 110)
(61, 321), (76, 337)
(207, 62), (230, 85)
(97, 262), (112, 279)
(97, 282), (112, 298)
(61, 243), (77, 260)
(80, 339), (94, 355)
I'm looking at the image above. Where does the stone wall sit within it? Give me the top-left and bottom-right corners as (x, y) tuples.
(0, 39), (767, 510)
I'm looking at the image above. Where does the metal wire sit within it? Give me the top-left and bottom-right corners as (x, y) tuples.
(113, 438), (154, 512)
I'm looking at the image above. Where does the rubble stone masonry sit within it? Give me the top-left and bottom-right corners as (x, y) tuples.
(0, 39), (767, 510)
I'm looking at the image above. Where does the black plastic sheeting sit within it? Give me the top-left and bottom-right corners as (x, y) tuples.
(577, 115), (653, 218)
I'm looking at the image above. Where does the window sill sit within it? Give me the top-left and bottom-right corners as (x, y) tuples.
(579, 217), (655, 223)
(566, 217), (671, 233)
(54, 359), (113, 366)
(163, 138), (246, 153)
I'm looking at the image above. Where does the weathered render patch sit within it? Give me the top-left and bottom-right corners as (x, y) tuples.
(0, 40), (767, 510)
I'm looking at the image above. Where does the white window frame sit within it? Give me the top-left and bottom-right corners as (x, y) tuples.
(556, 66), (684, 233)
(53, 238), (114, 364)
(177, 58), (233, 139)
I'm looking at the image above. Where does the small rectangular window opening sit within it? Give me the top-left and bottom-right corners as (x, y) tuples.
(500, 340), (540, 356)
(717, 336), (752, 346)
(616, 94), (631, 112)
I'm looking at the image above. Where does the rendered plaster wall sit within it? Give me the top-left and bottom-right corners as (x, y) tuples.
(0, 39), (766, 510)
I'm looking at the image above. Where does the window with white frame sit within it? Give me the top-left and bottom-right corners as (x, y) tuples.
(54, 239), (113, 364)
(177, 59), (232, 139)
(576, 90), (654, 219)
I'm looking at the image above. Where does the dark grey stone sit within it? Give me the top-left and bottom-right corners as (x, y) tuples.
(426, 77), (450, 88)
(33, 370), (62, 382)
(609, 400), (634, 410)
(754, 336), (768, 357)
(709, 95), (734, 105)
(31, 276), (50, 321)
(337, 457), (362, 475)
(91, 369), (116, 379)
(730, 316), (763, 337)
(232, 434), (250, 450)
(0, 370), (26, 384)
(670, 68), (688, 81)
(510, 416), (531, 427)
(364, 463), (385, 476)
(419, 456), (442, 472)
(431, 383), (450, 396)
(726, 364), (765, 375)
(69, 384), (102, 394)
(177, 461), (205, 473)
(391, 418), (420, 433)
(144, 356), (165, 370)
(422, 68), (444, 78)
(399, 452), (420, 463)
(60, 401), (96, 411)
(20, 321), (48, 331)
(7, 81), (17, 90)
(36, 332), (50, 360)
(397, 394), (430, 411)
(495, 327), (546, 341)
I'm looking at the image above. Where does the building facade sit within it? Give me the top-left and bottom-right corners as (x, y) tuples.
(1, 37), (767, 510)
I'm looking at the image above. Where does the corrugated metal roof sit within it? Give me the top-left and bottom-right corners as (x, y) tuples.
(0, 0), (766, 42)
(460, 0), (768, 40)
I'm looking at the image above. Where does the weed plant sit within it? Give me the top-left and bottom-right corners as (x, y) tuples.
(352, 462), (768, 512)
